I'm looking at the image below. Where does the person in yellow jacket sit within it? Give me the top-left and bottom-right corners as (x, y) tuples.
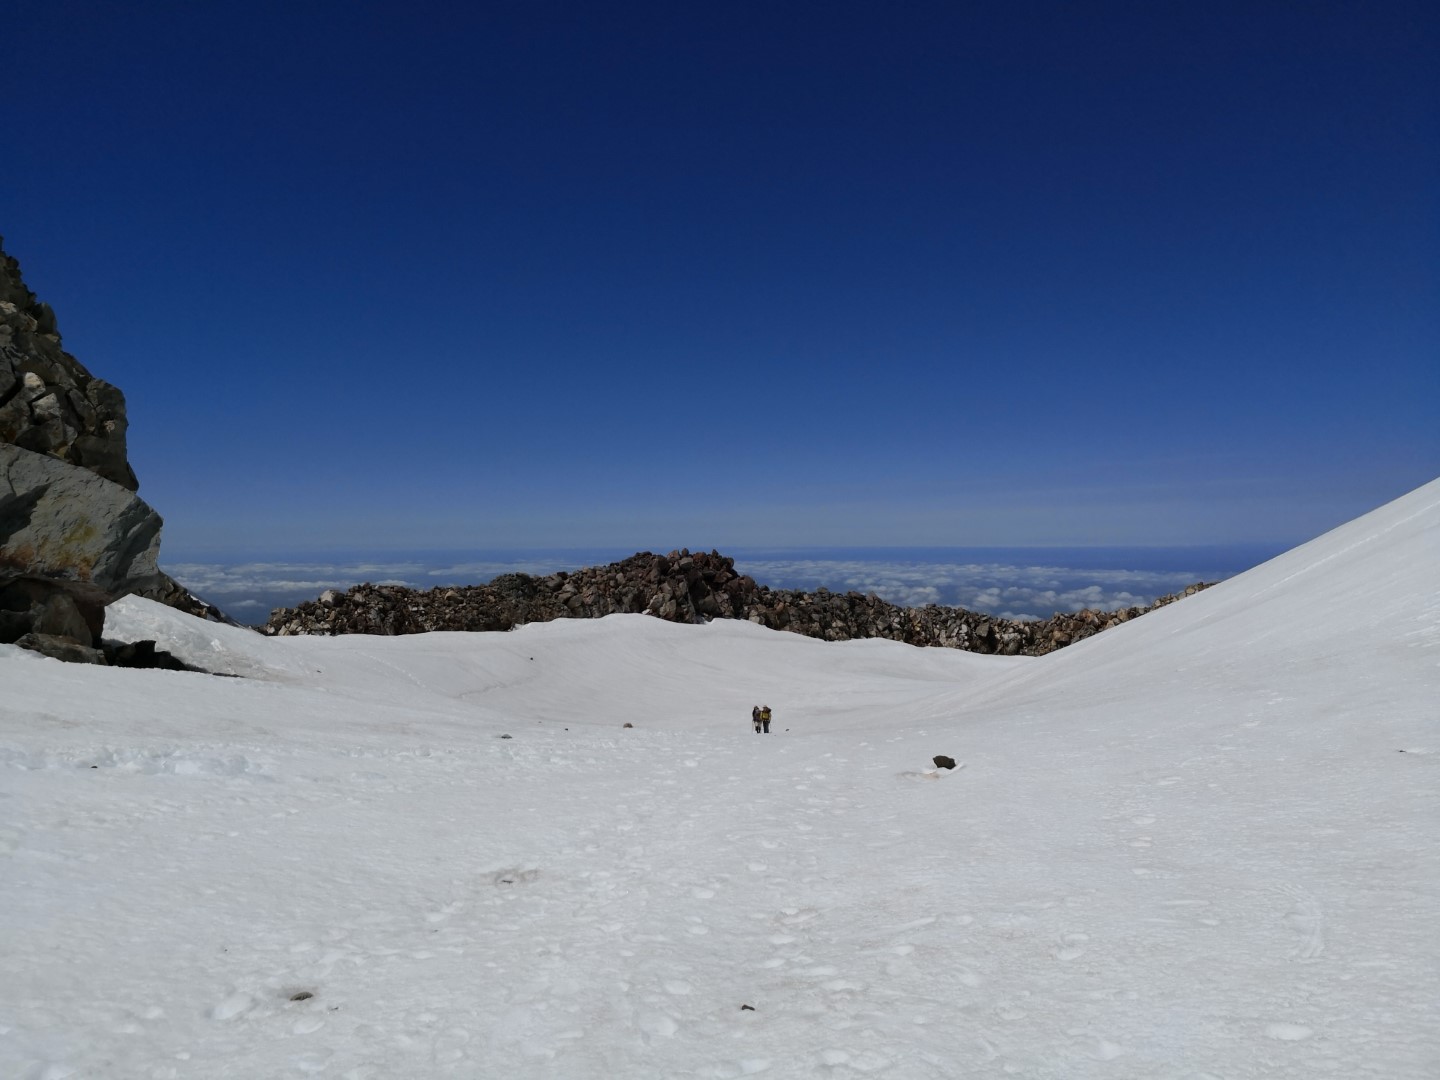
(758, 705), (772, 734)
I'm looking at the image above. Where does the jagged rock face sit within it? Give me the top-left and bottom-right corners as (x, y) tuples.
(265, 547), (1211, 657)
(0, 237), (231, 664)
(0, 241), (137, 491)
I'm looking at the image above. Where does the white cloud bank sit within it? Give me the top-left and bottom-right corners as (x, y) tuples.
(735, 559), (1208, 620)
(164, 553), (1228, 624)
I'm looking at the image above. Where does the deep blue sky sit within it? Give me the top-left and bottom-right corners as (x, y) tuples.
(6, 1), (1436, 557)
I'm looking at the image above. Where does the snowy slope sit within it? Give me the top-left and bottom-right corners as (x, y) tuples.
(2, 481), (1437, 1079)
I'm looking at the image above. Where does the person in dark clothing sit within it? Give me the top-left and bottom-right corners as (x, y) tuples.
(752, 705), (762, 733)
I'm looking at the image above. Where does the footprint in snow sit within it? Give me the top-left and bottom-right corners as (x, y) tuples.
(210, 992), (255, 1020)
(779, 907), (820, 926)
(1277, 884), (1325, 961)
(1265, 1022), (1314, 1041)
(1053, 933), (1090, 961)
(638, 1012), (679, 1038)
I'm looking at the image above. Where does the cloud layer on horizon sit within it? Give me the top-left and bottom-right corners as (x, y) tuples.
(166, 554), (1220, 625)
(734, 558), (1212, 621)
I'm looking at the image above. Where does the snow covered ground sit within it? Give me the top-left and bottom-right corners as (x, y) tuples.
(2, 480), (1437, 1080)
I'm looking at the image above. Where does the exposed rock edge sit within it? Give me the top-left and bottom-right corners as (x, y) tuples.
(264, 548), (1210, 656)
(1, 236), (233, 665)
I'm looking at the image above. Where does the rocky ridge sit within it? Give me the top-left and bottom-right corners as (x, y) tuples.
(1, 237), (226, 665)
(264, 548), (1210, 657)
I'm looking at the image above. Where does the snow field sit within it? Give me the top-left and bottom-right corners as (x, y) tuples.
(1, 479), (1437, 1078)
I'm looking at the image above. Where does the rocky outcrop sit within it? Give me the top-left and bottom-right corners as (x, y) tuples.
(0, 243), (136, 490)
(264, 548), (1211, 657)
(1, 237), (231, 664)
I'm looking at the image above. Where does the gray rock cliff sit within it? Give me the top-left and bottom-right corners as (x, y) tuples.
(0, 236), (229, 664)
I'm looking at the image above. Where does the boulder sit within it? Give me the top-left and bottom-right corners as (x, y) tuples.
(0, 442), (163, 595)
(31, 588), (96, 643)
(0, 576), (109, 649)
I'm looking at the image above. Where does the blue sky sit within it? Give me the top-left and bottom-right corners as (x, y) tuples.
(6, 1), (1436, 558)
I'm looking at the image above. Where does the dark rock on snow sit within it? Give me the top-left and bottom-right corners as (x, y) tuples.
(11, 632), (108, 665)
(101, 637), (198, 671)
(266, 547), (1210, 658)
